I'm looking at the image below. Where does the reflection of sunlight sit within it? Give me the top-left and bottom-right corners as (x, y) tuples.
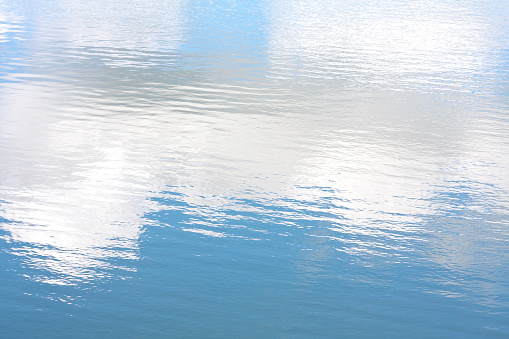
(0, 84), (150, 284)
(268, 0), (492, 91)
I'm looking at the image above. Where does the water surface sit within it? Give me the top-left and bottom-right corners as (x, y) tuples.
(1, 0), (508, 337)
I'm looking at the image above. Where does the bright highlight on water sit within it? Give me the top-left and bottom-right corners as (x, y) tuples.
(1, 0), (508, 337)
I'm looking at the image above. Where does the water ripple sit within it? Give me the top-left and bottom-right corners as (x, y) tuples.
(1, 0), (508, 336)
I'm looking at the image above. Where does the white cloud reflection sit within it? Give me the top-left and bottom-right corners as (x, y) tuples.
(52, 0), (187, 51)
(0, 0), (507, 303)
(0, 85), (150, 285)
(266, 0), (509, 299)
(0, 0), (188, 285)
(268, 0), (495, 92)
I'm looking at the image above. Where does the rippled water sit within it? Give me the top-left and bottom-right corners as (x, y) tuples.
(1, 0), (508, 337)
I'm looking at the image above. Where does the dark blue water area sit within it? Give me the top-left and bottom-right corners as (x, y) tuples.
(0, 236), (505, 337)
(3, 187), (507, 338)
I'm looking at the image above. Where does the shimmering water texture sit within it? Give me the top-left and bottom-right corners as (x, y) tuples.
(1, 0), (508, 337)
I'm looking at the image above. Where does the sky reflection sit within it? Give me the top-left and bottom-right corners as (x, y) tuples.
(0, 1), (508, 319)
(268, 0), (505, 94)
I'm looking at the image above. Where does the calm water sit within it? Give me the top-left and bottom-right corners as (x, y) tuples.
(1, 0), (508, 337)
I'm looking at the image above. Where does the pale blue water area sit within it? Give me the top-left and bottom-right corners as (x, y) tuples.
(1, 0), (509, 337)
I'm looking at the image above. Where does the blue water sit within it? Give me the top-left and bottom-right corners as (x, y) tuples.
(1, 0), (509, 337)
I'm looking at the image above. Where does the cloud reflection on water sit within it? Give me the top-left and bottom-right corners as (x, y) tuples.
(268, 0), (501, 93)
(0, 0), (188, 285)
(0, 0), (507, 311)
(266, 0), (509, 302)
